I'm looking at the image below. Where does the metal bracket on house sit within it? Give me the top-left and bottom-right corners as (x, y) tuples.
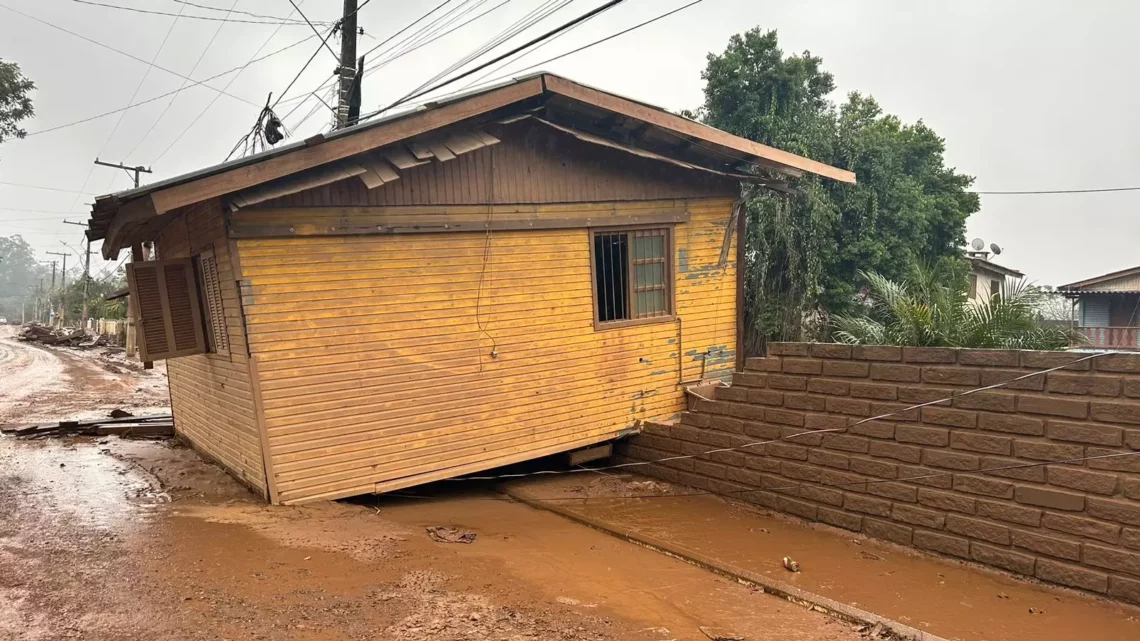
(85, 72), (855, 505)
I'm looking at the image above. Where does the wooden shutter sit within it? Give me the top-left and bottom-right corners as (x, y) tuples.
(127, 258), (207, 361)
(196, 249), (229, 355)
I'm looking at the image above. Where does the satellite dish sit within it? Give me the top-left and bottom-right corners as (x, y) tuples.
(990, 243), (1002, 256)
(971, 238), (985, 251)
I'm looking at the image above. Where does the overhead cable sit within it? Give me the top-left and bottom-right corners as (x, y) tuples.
(368, 0), (631, 119)
(0, 2), (260, 108)
(0, 181), (92, 195)
(69, 0), (320, 25)
(447, 350), (1116, 482)
(21, 34), (317, 138)
(151, 3), (309, 164)
(973, 186), (1140, 195)
(170, 0), (328, 24)
(286, 0), (341, 63)
(125, 0), (244, 161)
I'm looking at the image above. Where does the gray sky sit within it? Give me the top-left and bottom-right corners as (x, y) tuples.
(1, 0), (1137, 286)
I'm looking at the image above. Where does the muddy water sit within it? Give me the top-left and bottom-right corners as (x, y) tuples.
(0, 435), (862, 641)
(508, 475), (1140, 641)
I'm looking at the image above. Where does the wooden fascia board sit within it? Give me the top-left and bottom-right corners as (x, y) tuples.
(148, 77), (545, 216)
(1059, 266), (1140, 291)
(542, 75), (856, 184)
(103, 194), (159, 259)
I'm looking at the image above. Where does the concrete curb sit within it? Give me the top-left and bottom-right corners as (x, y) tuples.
(504, 486), (951, 641)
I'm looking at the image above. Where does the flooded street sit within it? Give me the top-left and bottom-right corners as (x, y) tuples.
(0, 328), (861, 641)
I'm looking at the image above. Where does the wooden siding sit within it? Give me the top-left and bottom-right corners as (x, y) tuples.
(249, 121), (736, 209)
(156, 200), (267, 496)
(237, 197), (737, 504)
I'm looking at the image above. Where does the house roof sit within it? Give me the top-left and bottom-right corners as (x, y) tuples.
(1058, 264), (1140, 294)
(969, 256), (1023, 279)
(87, 72), (856, 259)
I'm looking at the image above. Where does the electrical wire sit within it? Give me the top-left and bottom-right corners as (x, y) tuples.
(124, 0), (243, 161)
(21, 34), (318, 138)
(444, 350), (1116, 482)
(150, 3), (310, 164)
(973, 187), (1140, 195)
(0, 3), (261, 108)
(170, 0), (327, 24)
(405, 0), (575, 102)
(69, 0), (319, 25)
(287, 0), (341, 63)
(0, 181), (93, 195)
(367, 0), (631, 119)
(376, 449), (1140, 504)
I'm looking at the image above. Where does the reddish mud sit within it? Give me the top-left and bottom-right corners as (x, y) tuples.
(507, 475), (1140, 641)
(0, 327), (864, 641)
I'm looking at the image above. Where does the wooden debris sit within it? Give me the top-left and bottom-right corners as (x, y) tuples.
(425, 526), (477, 544)
(1, 414), (174, 439)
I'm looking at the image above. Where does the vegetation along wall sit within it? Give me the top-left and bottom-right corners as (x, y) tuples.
(616, 343), (1140, 605)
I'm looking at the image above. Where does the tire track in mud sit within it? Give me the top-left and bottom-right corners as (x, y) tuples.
(0, 330), (66, 423)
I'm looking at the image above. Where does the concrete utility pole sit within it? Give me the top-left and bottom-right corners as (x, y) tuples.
(93, 159), (151, 355)
(64, 221), (92, 329)
(47, 252), (68, 327)
(41, 261), (56, 324)
(336, 0), (359, 128)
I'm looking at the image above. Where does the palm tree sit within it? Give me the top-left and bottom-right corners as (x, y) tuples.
(833, 265), (1079, 350)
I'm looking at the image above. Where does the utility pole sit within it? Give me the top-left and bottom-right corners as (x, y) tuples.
(65, 221), (92, 329)
(94, 158), (152, 189)
(47, 252), (68, 327)
(336, 0), (359, 128)
(93, 158), (151, 355)
(41, 261), (57, 325)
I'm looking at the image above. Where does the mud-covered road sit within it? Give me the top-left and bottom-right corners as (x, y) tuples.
(0, 328), (862, 641)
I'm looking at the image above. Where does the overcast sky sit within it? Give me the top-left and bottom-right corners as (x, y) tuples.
(0, 0), (1136, 286)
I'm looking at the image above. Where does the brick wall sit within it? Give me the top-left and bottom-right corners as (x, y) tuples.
(616, 343), (1140, 605)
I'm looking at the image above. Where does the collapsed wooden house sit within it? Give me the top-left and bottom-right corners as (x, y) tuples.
(86, 73), (854, 504)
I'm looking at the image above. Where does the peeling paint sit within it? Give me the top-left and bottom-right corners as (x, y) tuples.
(677, 248), (689, 273)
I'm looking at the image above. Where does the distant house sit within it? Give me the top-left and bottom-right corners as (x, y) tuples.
(967, 250), (1023, 303)
(1058, 265), (1140, 350)
(84, 73), (853, 504)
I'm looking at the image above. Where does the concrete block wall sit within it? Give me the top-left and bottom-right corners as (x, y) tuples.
(616, 343), (1140, 605)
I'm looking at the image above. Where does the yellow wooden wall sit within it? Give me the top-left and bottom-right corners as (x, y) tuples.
(236, 198), (736, 504)
(156, 200), (268, 497)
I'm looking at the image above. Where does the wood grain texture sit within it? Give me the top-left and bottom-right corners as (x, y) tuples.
(155, 200), (267, 494)
(237, 198), (737, 504)
(248, 122), (737, 209)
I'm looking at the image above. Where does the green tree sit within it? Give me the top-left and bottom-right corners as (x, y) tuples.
(833, 265), (1077, 350)
(696, 29), (979, 349)
(0, 235), (49, 321)
(0, 59), (34, 143)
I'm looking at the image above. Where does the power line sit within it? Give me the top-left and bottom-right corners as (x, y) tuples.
(973, 186), (1140, 195)
(151, 5), (310, 164)
(481, 0), (706, 83)
(446, 350), (1115, 482)
(369, 0), (631, 119)
(0, 2), (260, 108)
(69, 0), (320, 25)
(0, 181), (93, 195)
(22, 35), (317, 138)
(170, 0), (326, 24)
(123, 0), (244, 162)
(286, 0), (341, 63)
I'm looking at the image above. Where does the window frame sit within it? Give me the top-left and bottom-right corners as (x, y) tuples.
(191, 245), (231, 359)
(588, 225), (676, 331)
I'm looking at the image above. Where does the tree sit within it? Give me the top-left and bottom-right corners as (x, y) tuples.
(0, 235), (49, 321)
(1033, 285), (1077, 323)
(0, 59), (34, 143)
(833, 264), (1077, 350)
(695, 29), (979, 350)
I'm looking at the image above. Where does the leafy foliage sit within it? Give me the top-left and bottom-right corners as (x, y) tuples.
(696, 29), (979, 349)
(0, 59), (34, 143)
(0, 235), (48, 321)
(833, 265), (1077, 349)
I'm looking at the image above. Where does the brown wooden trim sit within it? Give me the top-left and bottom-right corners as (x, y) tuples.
(588, 224), (676, 331)
(148, 78), (545, 216)
(735, 200), (746, 371)
(153, 261), (176, 362)
(230, 209), (690, 238)
(247, 355), (279, 505)
(543, 75), (856, 184)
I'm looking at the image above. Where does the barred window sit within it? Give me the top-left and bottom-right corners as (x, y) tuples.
(591, 227), (673, 327)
